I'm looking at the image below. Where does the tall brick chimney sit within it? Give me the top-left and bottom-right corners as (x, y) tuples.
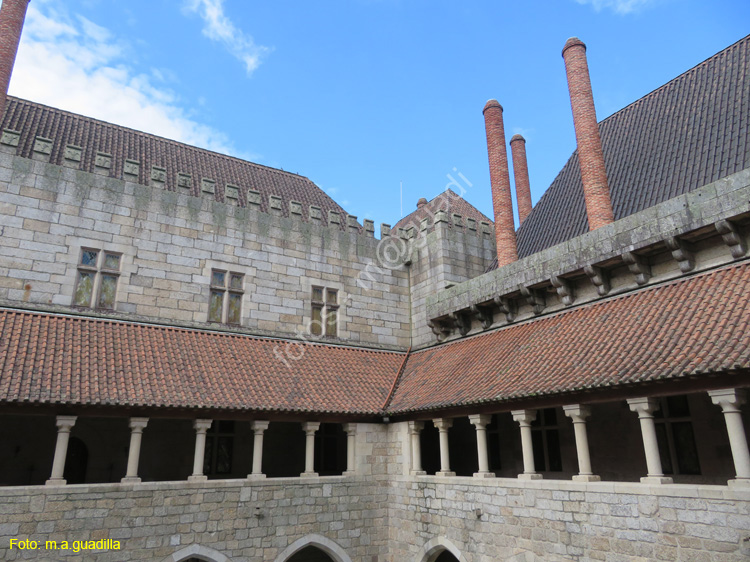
(562, 37), (614, 230)
(0, 0), (30, 117)
(510, 134), (533, 224)
(483, 100), (518, 266)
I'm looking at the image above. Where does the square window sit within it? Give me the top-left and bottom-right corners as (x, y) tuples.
(73, 248), (121, 310)
(208, 269), (244, 325)
(80, 250), (98, 268)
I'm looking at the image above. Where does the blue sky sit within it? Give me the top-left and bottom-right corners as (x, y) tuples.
(9, 0), (749, 228)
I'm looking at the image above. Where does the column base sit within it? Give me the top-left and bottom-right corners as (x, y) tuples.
(435, 471), (456, 477)
(473, 471), (496, 479)
(518, 473), (543, 480)
(640, 476), (673, 484)
(120, 476), (142, 484)
(45, 478), (66, 486)
(300, 472), (319, 478)
(572, 474), (601, 482)
(728, 478), (750, 488)
(410, 470), (427, 476)
(342, 470), (356, 476)
(247, 473), (266, 480)
(187, 475), (208, 482)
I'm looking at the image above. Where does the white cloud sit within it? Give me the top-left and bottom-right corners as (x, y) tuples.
(9, 2), (251, 158)
(574, 0), (656, 14)
(183, 0), (271, 75)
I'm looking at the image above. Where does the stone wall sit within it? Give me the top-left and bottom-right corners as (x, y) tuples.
(0, 150), (410, 349)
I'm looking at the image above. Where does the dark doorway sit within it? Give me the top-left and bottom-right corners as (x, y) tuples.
(314, 423), (346, 476)
(63, 437), (88, 484)
(434, 551), (460, 562)
(287, 545), (335, 562)
(420, 420), (440, 475)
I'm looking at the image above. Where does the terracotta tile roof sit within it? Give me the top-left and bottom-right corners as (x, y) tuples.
(0, 311), (403, 415)
(393, 189), (493, 232)
(387, 262), (750, 414)
(0, 97), (352, 228)
(514, 34), (750, 259)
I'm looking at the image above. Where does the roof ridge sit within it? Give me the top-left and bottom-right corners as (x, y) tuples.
(0, 306), (407, 355)
(6, 95), (311, 182)
(598, 34), (749, 125)
(381, 346), (411, 411)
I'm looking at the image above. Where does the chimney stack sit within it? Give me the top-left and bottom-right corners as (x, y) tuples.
(510, 134), (533, 224)
(0, 0), (30, 117)
(483, 100), (518, 267)
(562, 37), (614, 230)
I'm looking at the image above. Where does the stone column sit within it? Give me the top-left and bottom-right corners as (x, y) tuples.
(46, 415), (77, 486)
(408, 421), (426, 475)
(121, 418), (148, 483)
(512, 410), (542, 480)
(343, 423), (357, 476)
(709, 389), (750, 486)
(627, 397), (672, 484)
(433, 418), (455, 476)
(469, 414), (495, 478)
(247, 420), (270, 479)
(301, 422), (320, 477)
(188, 419), (212, 482)
(563, 405), (600, 482)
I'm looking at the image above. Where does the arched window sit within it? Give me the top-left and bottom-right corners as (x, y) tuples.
(273, 534), (352, 562)
(287, 546), (336, 562)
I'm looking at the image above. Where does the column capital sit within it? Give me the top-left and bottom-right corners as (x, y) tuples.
(343, 423), (357, 435)
(469, 414), (492, 428)
(251, 420), (270, 432)
(511, 409), (537, 425)
(129, 417), (149, 431)
(302, 421), (320, 435)
(709, 388), (746, 412)
(563, 404), (592, 422)
(55, 415), (77, 431)
(627, 397), (660, 417)
(433, 418), (453, 431)
(193, 419), (213, 432)
(408, 420), (425, 434)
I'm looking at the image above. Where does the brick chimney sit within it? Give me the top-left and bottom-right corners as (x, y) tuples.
(510, 134), (532, 224)
(0, 0), (30, 117)
(483, 100), (518, 266)
(562, 37), (614, 230)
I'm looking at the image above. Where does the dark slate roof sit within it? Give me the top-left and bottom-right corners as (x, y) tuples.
(388, 262), (750, 414)
(0, 96), (352, 228)
(0, 309), (404, 415)
(515, 34), (750, 259)
(393, 189), (493, 232)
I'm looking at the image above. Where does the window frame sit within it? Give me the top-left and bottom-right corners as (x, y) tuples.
(311, 285), (339, 338)
(208, 269), (244, 325)
(72, 248), (121, 310)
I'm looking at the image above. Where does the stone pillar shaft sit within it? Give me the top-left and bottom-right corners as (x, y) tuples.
(122, 418), (148, 483)
(249, 421), (270, 478)
(343, 423), (357, 475)
(188, 419), (212, 482)
(469, 414), (494, 478)
(301, 422), (320, 477)
(512, 410), (541, 480)
(709, 389), (750, 483)
(408, 421), (425, 475)
(563, 405), (600, 482)
(628, 397), (672, 484)
(433, 419), (455, 477)
(46, 415), (77, 486)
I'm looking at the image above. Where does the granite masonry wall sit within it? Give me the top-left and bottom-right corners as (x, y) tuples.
(0, 149), (412, 348)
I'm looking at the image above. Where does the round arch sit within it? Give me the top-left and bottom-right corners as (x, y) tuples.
(162, 544), (233, 562)
(417, 537), (468, 562)
(273, 534), (353, 562)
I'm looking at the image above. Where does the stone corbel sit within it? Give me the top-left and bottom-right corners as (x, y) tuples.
(449, 311), (471, 336)
(518, 285), (545, 315)
(663, 236), (695, 273)
(715, 220), (747, 259)
(427, 319), (452, 341)
(583, 264), (610, 296)
(550, 275), (574, 306)
(493, 296), (517, 323)
(622, 251), (651, 285)
(470, 304), (494, 330)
